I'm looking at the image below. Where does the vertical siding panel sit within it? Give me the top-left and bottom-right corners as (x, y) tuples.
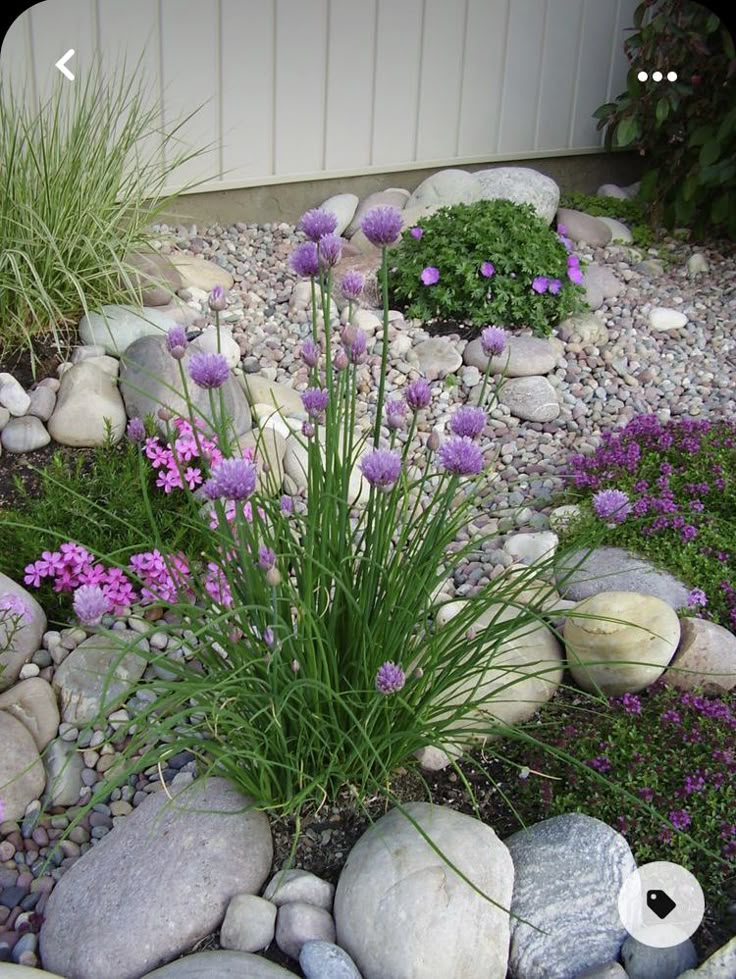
(497, 0), (545, 154)
(274, 0), (327, 176)
(324, 0), (375, 171)
(572, 0), (620, 147)
(456, 0), (510, 159)
(536, 0), (585, 152)
(608, 0), (638, 102)
(0, 9), (34, 98)
(28, 0), (95, 103)
(158, 0), (219, 185)
(221, 0), (275, 182)
(371, 0), (423, 168)
(415, 0), (466, 161)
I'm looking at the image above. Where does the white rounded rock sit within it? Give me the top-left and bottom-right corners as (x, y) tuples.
(190, 327), (241, 369)
(0, 374), (31, 416)
(317, 193), (359, 235)
(220, 894), (277, 953)
(649, 307), (688, 331)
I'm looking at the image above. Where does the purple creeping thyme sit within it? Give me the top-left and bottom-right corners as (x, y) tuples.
(687, 589), (708, 608)
(299, 208), (338, 242)
(375, 661), (406, 694)
(669, 809), (692, 831)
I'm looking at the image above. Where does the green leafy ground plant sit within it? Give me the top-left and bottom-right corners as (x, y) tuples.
(388, 199), (587, 335)
(559, 191), (655, 248)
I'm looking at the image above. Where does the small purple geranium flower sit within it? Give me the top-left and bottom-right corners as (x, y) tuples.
(480, 261), (495, 278)
(532, 276), (549, 294)
(421, 266), (440, 286)
(376, 661), (406, 695)
(410, 226), (423, 239)
(548, 278), (562, 295)
(568, 266), (584, 286)
(438, 436), (484, 476)
(360, 449), (402, 491)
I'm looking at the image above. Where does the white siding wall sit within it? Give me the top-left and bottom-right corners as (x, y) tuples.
(1, 0), (637, 193)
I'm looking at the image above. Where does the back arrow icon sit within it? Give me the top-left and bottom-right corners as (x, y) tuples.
(55, 49), (75, 81)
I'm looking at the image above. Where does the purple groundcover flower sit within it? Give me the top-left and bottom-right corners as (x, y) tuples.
(450, 406), (486, 440)
(188, 351), (230, 389)
(360, 448), (402, 490)
(126, 417), (146, 443)
(480, 326), (507, 358)
(258, 546), (276, 571)
(318, 233), (343, 268)
(687, 588), (707, 608)
(73, 584), (111, 625)
(480, 261), (495, 278)
(386, 398), (408, 430)
(618, 692), (642, 715)
(669, 808), (692, 831)
(438, 436), (484, 476)
(301, 387), (329, 418)
(301, 337), (320, 368)
(0, 592), (31, 620)
(532, 276), (549, 294)
(548, 279), (562, 295)
(341, 270), (365, 300)
(376, 661), (406, 694)
(421, 266), (440, 286)
(568, 266), (584, 286)
(204, 458), (257, 501)
(405, 378), (432, 411)
(410, 226), (423, 239)
(587, 756), (612, 773)
(166, 325), (188, 357)
(557, 223), (568, 235)
(290, 241), (320, 278)
(299, 208), (338, 242)
(208, 285), (227, 311)
(592, 488), (632, 524)
(361, 206), (403, 247)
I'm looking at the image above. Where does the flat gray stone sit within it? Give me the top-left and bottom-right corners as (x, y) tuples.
(555, 547), (690, 609)
(220, 894), (277, 953)
(78, 304), (181, 355)
(499, 375), (560, 422)
(583, 264), (624, 301)
(676, 935), (735, 978)
(263, 869), (334, 910)
(0, 710), (46, 820)
(0, 574), (46, 691)
(120, 334), (251, 437)
(0, 678), (59, 750)
(576, 964), (627, 979)
(39, 778), (273, 979)
(0, 415), (50, 453)
(621, 935), (697, 979)
(474, 166), (560, 224)
(43, 736), (84, 806)
(464, 335), (558, 377)
(51, 630), (148, 725)
(139, 951), (294, 978)
(275, 902), (336, 960)
(300, 941), (363, 979)
(412, 338), (462, 380)
(556, 208), (612, 247)
(122, 251), (183, 307)
(505, 813), (636, 979)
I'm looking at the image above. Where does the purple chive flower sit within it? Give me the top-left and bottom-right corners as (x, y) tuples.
(204, 458), (257, 500)
(480, 326), (507, 358)
(386, 399), (408, 430)
(302, 420), (315, 438)
(410, 226), (424, 239)
(301, 337), (320, 368)
(420, 266), (440, 286)
(341, 270), (365, 300)
(532, 276), (549, 294)
(669, 809), (691, 831)
(405, 378), (432, 411)
(126, 417), (146, 443)
(299, 208), (338, 242)
(333, 348), (349, 371)
(361, 206), (403, 247)
(280, 495), (294, 515)
(318, 233), (343, 268)
(258, 546), (276, 571)
(568, 266), (584, 285)
(73, 584), (111, 625)
(347, 328), (367, 363)
(290, 241), (320, 278)
(166, 324), (188, 358)
(0, 593), (31, 620)
(208, 285), (227, 311)
(438, 436), (484, 476)
(687, 588), (707, 608)
(592, 488), (632, 524)
(263, 627), (275, 649)
(548, 278), (562, 295)
(301, 387), (329, 419)
(360, 448), (402, 490)
(450, 406), (486, 440)
(375, 661), (406, 694)
(480, 261), (495, 278)
(188, 351), (230, 389)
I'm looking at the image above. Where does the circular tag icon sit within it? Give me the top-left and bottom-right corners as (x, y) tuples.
(618, 862), (705, 948)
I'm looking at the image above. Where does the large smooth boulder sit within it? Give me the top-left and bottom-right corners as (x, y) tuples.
(51, 630), (148, 725)
(317, 193), (359, 235)
(555, 547), (691, 609)
(346, 188), (410, 237)
(169, 254), (234, 292)
(241, 375), (305, 416)
(498, 376), (560, 422)
(334, 802), (513, 979)
(122, 251), (183, 306)
(556, 209), (612, 247)
(47, 362), (127, 447)
(676, 935), (736, 978)
(505, 813), (636, 979)
(120, 334), (251, 436)
(406, 169), (482, 210)
(139, 951), (295, 978)
(79, 303), (181, 354)
(564, 591), (680, 696)
(664, 617), (736, 694)
(464, 335), (558, 377)
(0, 677), (59, 749)
(0, 574), (46, 691)
(0, 710), (46, 820)
(597, 217), (633, 243)
(474, 167), (560, 224)
(283, 431), (369, 506)
(39, 777), (273, 979)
